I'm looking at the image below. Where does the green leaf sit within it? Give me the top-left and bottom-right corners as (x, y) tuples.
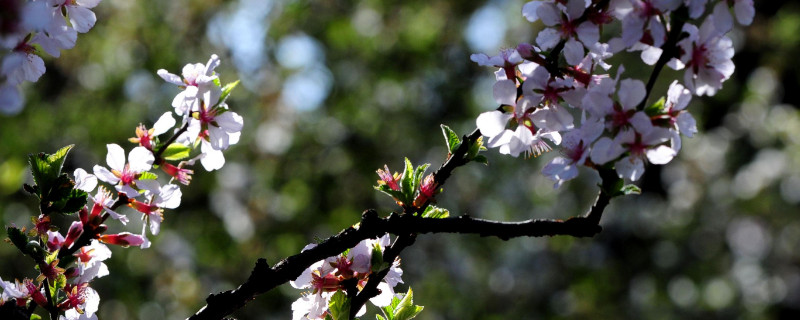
(30, 314), (42, 320)
(421, 205), (449, 219)
(138, 171), (158, 180)
(28, 145), (74, 196)
(393, 288), (424, 320)
(52, 189), (88, 214)
(371, 243), (388, 273)
(400, 158), (415, 204)
(467, 136), (485, 160)
(374, 185), (405, 203)
(440, 124), (461, 153)
(327, 290), (351, 320)
(7, 226), (29, 255)
(161, 143), (192, 161)
(645, 97), (666, 116)
(219, 80), (241, 104)
(411, 163), (430, 195)
(55, 273), (67, 290)
(376, 315), (387, 320)
(472, 155), (488, 165)
(620, 184), (642, 195)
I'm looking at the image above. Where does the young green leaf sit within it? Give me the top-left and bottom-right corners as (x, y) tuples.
(440, 124), (461, 153)
(400, 158), (415, 204)
(645, 96), (666, 117)
(411, 163), (430, 195)
(393, 288), (424, 320)
(220, 80), (241, 104)
(421, 205), (449, 219)
(327, 290), (351, 320)
(161, 143), (192, 161)
(620, 184), (642, 195)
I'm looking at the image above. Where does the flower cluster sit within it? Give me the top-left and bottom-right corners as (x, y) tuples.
(1, 0), (103, 115)
(473, 0), (750, 187)
(0, 55), (241, 319)
(291, 235), (404, 319)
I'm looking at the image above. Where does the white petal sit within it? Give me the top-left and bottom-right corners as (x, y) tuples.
(66, 6), (96, 33)
(0, 83), (24, 115)
(476, 111), (512, 137)
(149, 212), (162, 236)
(370, 282), (395, 307)
(629, 112), (654, 134)
(116, 184), (139, 198)
(153, 112), (176, 135)
(713, 2), (734, 34)
(135, 179), (161, 196)
(576, 21), (599, 46)
(92, 165), (118, 184)
(522, 1), (543, 22)
(76, 0), (102, 9)
(204, 54), (221, 76)
(615, 156), (645, 181)
(215, 111), (244, 132)
(676, 112), (698, 137)
(590, 137), (621, 164)
(493, 79), (518, 106)
(618, 79), (646, 110)
(200, 141), (225, 171)
(536, 3), (562, 26)
(485, 129), (514, 149)
(536, 28), (561, 50)
(563, 39), (585, 66)
(157, 70), (184, 86)
(640, 46), (662, 65)
(158, 184), (182, 209)
(105, 144), (126, 172)
(73, 168), (97, 192)
(646, 145), (676, 165)
(734, 0), (754, 25)
(128, 147), (154, 172)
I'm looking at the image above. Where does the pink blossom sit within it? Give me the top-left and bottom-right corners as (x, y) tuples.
(93, 144), (154, 197)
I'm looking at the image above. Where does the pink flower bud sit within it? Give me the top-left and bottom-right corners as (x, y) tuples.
(63, 221), (83, 249)
(99, 232), (145, 247)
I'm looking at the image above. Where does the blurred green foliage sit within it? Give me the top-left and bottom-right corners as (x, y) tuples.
(2, 0), (800, 319)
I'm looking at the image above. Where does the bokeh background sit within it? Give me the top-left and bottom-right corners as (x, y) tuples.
(2, 0), (800, 319)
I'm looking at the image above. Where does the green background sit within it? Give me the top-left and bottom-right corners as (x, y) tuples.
(2, 0), (800, 319)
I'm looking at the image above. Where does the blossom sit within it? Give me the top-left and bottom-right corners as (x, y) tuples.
(376, 165), (400, 191)
(591, 128), (675, 181)
(470, 48), (524, 83)
(1, 35), (45, 84)
(128, 180), (182, 249)
(533, 0), (600, 65)
(30, 8), (76, 58)
(542, 116), (604, 188)
(73, 168), (97, 192)
(128, 112), (175, 151)
(50, 0), (102, 33)
(86, 186), (128, 224)
(58, 283), (99, 320)
(72, 240), (111, 283)
(93, 144), (154, 197)
(712, 0), (754, 33)
(672, 17), (734, 96)
(476, 79), (561, 158)
(157, 54), (221, 116)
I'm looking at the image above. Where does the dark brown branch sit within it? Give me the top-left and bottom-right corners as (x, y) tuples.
(187, 192), (610, 320)
(638, 7), (689, 111)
